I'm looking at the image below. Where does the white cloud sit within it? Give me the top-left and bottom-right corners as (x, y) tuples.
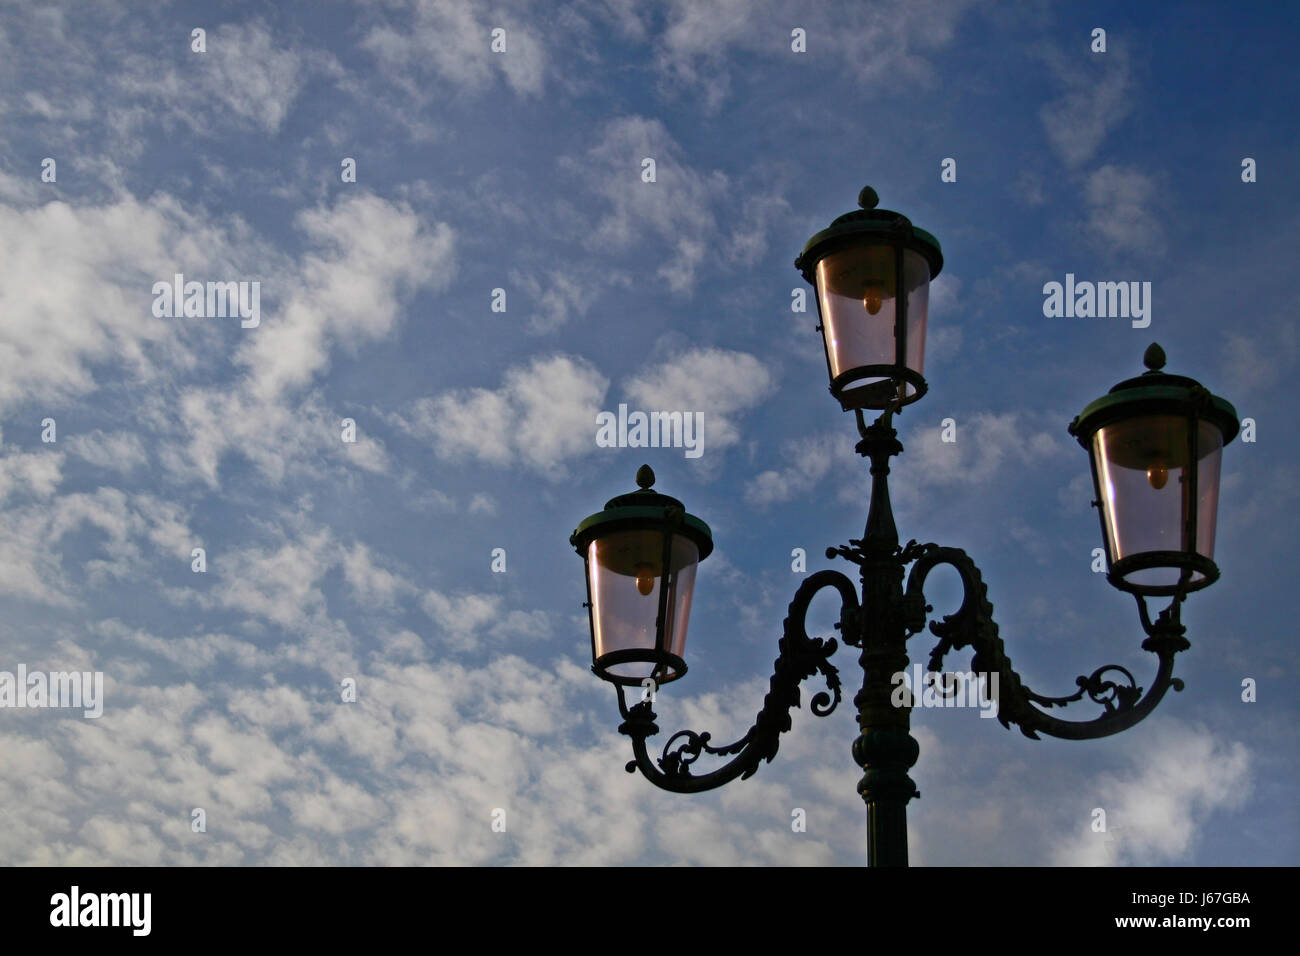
(118, 20), (333, 135)
(0, 447), (63, 503)
(408, 353), (609, 477)
(928, 272), (962, 322)
(421, 588), (552, 651)
(0, 169), (40, 204)
(0, 487), (197, 606)
(898, 411), (1068, 496)
(556, 117), (790, 295)
(194, 523), (408, 673)
(925, 273), (964, 370)
(745, 431), (855, 507)
(1220, 308), (1298, 402)
(1057, 470), (1093, 516)
(241, 191), (455, 402)
(155, 192), (450, 487)
(343, 542), (413, 608)
(582, 0), (649, 42)
(199, 22), (316, 133)
(0, 193), (255, 414)
(23, 90), (95, 123)
(1050, 721), (1251, 865)
(0, 183), (434, 504)
(726, 190), (792, 267)
(66, 430), (148, 474)
(655, 0), (978, 110)
(572, 116), (727, 292)
(165, 390), (391, 489)
(1039, 46), (1133, 168)
(1014, 171), (1047, 207)
(361, 0), (546, 97)
(105, 621), (274, 676)
(509, 268), (596, 333)
(1083, 165), (1164, 256)
(625, 347), (774, 452)
(0, 600), (1255, 867)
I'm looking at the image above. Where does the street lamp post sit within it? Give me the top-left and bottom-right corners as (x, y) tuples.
(569, 186), (1240, 866)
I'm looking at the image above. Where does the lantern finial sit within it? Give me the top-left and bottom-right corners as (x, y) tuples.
(857, 185), (879, 210)
(1143, 342), (1166, 372)
(635, 464), (655, 489)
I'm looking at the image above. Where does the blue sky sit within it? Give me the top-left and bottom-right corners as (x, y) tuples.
(0, 0), (1294, 865)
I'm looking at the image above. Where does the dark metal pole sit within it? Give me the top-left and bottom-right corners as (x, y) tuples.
(853, 410), (919, 866)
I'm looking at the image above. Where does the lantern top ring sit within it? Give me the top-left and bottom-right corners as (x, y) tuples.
(794, 184), (944, 283)
(569, 465), (714, 560)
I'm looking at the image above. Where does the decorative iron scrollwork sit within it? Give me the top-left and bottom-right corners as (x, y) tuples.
(618, 570), (858, 793)
(1029, 665), (1142, 714)
(902, 544), (1188, 740)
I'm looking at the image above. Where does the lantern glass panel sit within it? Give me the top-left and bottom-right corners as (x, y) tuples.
(815, 246), (930, 403)
(587, 530), (699, 681)
(1093, 416), (1223, 590)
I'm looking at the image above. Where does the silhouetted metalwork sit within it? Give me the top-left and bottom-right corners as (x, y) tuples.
(573, 187), (1238, 866)
(606, 402), (1200, 865)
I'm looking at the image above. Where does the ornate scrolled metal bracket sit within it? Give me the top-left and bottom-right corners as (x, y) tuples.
(902, 544), (1188, 740)
(617, 570), (860, 793)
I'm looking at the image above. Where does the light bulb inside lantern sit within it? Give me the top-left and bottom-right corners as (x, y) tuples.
(634, 562), (657, 596)
(1147, 462), (1169, 490)
(863, 287), (883, 315)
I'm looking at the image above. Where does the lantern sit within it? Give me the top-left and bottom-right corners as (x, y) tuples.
(1069, 344), (1239, 596)
(795, 185), (944, 410)
(570, 465), (713, 686)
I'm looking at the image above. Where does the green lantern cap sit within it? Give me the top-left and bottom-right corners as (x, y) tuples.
(570, 464), (714, 560)
(794, 185), (944, 282)
(1069, 343), (1240, 448)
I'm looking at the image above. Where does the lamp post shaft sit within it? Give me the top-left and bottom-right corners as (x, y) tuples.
(853, 414), (919, 866)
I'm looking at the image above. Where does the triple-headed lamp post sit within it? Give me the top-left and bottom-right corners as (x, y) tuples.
(569, 186), (1239, 866)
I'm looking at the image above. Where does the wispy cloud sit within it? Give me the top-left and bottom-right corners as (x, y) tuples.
(404, 353), (609, 476)
(361, 0), (547, 97)
(654, 0), (979, 110)
(1050, 721), (1251, 865)
(118, 20), (339, 136)
(1038, 44), (1134, 168)
(1082, 164), (1165, 256)
(571, 115), (727, 292)
(626, 347), (775, 453)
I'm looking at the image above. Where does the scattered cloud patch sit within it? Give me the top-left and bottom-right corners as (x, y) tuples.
(626, 347), (774, 452)
(406, 354), (609, 477)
